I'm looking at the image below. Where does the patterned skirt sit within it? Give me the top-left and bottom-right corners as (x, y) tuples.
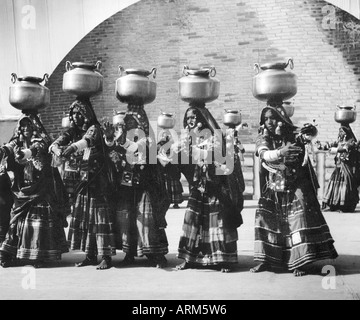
(165, 176), (184, 204)
(0, 201), (68, 261)
(114, 187), (168, 257)
(68, 193), (116, 256)
(322, 163), (359, 212)
(0, 173), (13, 243)
(0, 203), (11, 244)
(254, 187), (338, 270)
(178, 190), (239, 266)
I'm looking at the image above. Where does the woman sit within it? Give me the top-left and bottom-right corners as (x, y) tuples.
(174, 105), (244, 273)
(0, 113), (68, 268)
(251, 105), (338, 276)
(50, 98), (116, 270)
(104, 105), (170, 268)
(157, 129), (184, 209)
(0, 160), (13, 244)
(322, 125), (360, 212)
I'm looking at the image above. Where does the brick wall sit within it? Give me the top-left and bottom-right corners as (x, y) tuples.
(40, 0), (360, 145)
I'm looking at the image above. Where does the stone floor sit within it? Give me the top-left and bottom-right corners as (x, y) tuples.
(0, 200), (359, 301)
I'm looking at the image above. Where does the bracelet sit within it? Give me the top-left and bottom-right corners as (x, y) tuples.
(120, 140), (130, 149)
(104, 136), (115, 147)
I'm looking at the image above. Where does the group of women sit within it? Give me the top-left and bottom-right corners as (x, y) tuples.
(0, 93), (354, 276)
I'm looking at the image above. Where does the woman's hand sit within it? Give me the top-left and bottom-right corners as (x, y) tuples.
(279, 142), (302, 159)
(115, 125), (127, 145)
(13, 145), (25, 160)
(51, 145), (62, 157)
(103, 121), (115, 141)
(62, 145), (76, 158)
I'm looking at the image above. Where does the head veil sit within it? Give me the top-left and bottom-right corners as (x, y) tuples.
(68, 98), (99, 131)
(183, 104), (225, 156)
(10, 112), (52, 148)
(339, 124), (357, 142)
(259, 105), (297, 131)
(182, 104), (244, 228)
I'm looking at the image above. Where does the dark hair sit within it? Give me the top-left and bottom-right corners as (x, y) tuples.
(340, 125), (357, 142)
(183, 107), (209, 130)
(260, 107), (297, 139)
(300, 123), (318, 137)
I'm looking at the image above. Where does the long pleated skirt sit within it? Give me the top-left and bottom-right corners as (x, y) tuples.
(254, 187), (338, 270)
(114, 187), (168, 257)
(0, 173), (13, 243)
(322, 163), (359, 212)
(178, 190), (238, 266)
(165, 176), (183, 205)
(0, 204), (11, 244)
(68, 194), (116, 257)
(0, 201), (68, 261)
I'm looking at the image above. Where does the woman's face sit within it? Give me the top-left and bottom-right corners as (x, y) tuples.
(20, 120), (33, 139)
(339, 128), (346, 140)
(186, 110), (197, 129)
(72, 107), (85, 127)
(263, 109), (278, 134)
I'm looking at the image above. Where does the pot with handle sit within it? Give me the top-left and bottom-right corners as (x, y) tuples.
(157, 112), (176, 129)
(335, 105), (357, 124)
(252, 58), (297, 102)
(113, 110), (126, 126)
(9, 73), (50, 110)
(116, 66), (157, 105)
(62, 61), (103, 97)
(282, 101), (295, 118)
(62, 112), (71, 128)
(178, 65), (220, 104)
(223, 109), (241, 127)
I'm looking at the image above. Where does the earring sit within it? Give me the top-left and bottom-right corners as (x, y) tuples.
(275, 122), (283, 136)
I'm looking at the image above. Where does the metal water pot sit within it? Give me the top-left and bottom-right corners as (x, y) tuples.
(62, 113), (70, 128)
(157, 112), (175, 129)
(335, 105), (357, 124)
(116, 66), (157, 105)
(113, 110), (126, 126)
(62, 61), (103, 97)
(223, 109), (241, 126)
(9, 73), (50, 110)
(282, 101), (295, 118)
(178, 66), (220, 104)
(252, 58), (297, 102)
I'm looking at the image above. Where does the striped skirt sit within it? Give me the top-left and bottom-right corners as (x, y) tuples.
(178, 190), (239, 266)
(165, 176), (184, 204)
(0, 205), (11, 244)
(68, 194), (116, 256)
(0, 201), (68, 261)
(114, 187), (168, 257)
(254, 188), (338, 270)
(0, 173), (13, 243)
(322, 163), (359, 212)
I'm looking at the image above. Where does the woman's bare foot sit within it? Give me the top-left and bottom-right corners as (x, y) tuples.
(75, 255), (97, 267)
(176, 261), (192, 270)
(250, 263), (270, 273)
(33, 261), (45, 269)
(0, 259), (14, 268)
(154, 255), (168, 269)
(221, 265), (231, 273)
(0, 253), (14, 268)
(293, 268), (306, 277)
(96, 256), (112, 270)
